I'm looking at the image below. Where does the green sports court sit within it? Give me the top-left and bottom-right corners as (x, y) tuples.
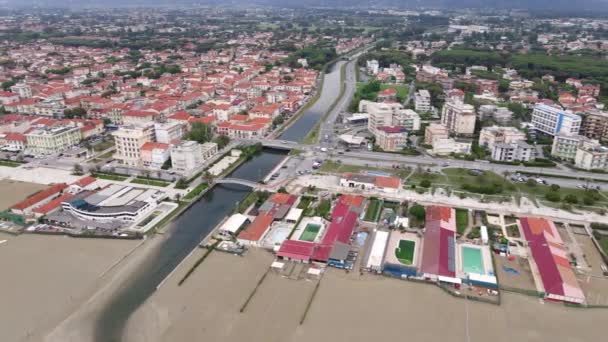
(299, 223), (321, 242)
(395, 239), (415, 265)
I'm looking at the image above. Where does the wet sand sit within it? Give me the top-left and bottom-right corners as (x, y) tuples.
(0, 234), (141, 342)
(122, 250), (608, 342)
(0, 179), (48, 210)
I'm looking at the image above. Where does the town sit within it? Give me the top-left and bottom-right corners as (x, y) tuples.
(0, 5), (608, 342)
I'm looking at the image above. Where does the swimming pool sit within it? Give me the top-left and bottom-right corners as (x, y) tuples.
(364, 170), (392, 177)
(462, 246), (485, 275)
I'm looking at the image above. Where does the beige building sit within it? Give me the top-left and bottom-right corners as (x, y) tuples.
(112, 123), (155, 167)
(375, 126), (408, 152)
(25, 125), (81, 156)
(574, 140), (608, 170)
(359, 100), (421, 135)
(479, 126), (526, 150)
(432, 138), (472, 156)
(441, 100), (476, 135)
(424, 123), (449, 145)
(551, 134), (588, 160)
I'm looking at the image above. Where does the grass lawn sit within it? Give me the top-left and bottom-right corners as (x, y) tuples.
(364, 198), (382, 222)
(598, 236), (608, 255)
(131, 178), (170, 187)
(91, 172), (128, 182)
(92, 140), (114, 152)
(183, 183), (209, 201)
(455, 208), (469, 235)
(395, 239), (415, 265)
(356, 82), (409, 100)
(299, 223), (321, 242)
(0, 160), (21, 167)
(297, 196), (315, 209)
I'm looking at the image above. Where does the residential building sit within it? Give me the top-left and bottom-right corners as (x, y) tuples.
(375, 126), (408, 152)
(491, 141), (535, 162)
(10, 83), (32, 99)
(441, 100), (476, 135)
(154, 121), (185, 144)
(366, 59), (379, 75)
(25, 125), (82, 156)
(424, 123), (449, 145)
(551, 134), (588, 160)
(479, 126), (526, 150)
(360, 100), (420, 135)
(414, 89), (431, 112)
(579, 110), (608, 143)
(112, 123), (155, 167)
(432, 138), (472, 156)
(171, 141), (218, 175)
(531, 103), (581, 136)
(574, 140), (608, 170)
(140, 142), (171, 169)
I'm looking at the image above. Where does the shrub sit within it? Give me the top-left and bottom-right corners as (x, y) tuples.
(550, 184), (560, 192)
(564, 194), (578, 204)
(409, 204), (426, 221)
(545, 192), (561, 202)
(420, 179), (431, 188)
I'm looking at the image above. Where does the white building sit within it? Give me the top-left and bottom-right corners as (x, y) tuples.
(441, 100), (476, 135)
(414, 89), (431, 112)
(171, 140), (218, 175)
(25, 125), (82, 156)
(432, 138), (472, 156)
(359, 100), (421, 135)
(366, 59), (379, 75)
(491, 141), (536, 162)
(10, 83), (32, 98)
(531, 103), (581, 136)
(112, 123), (155, 167)
(365, 230), (390, 273)
(575, 141), (608, 170)
(551, 134), (587, 160)
(479, 126), (526, 151)
(154, 121), (185, 144)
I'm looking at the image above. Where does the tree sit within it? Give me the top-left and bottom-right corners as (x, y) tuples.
(409, 204), (426, 221)
(550, 184), (560, 192)
(564, 194), (578, 204)
(272, 115), (285, 127)
(545, 192), (561, 202)
(214, 135), (230, 149)
(420, 179), (431, 188)
(72, 163), (84, 175)
(187, 122), (213, 143)
(277, 187), (288, 193)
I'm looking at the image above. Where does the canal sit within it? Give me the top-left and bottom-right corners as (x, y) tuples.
(95, 58), (348, 342)
(279, 60), (345, 141)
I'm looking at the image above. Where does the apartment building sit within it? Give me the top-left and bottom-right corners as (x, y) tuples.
(25, 125), (81, 156)
(531, 103), (581, 136)
(112, 123), (155, 167)
(579, 110), (608, 143)
(432, 138), (472, 156)
(575, 141), (608, 170)
(171, 141), (218, 175)
(441, 100), (476, 135)
(360, 100), (421, 136)
(154, 121), (185, 144)
(551, 134), (589, 160)
(424, 123), (449, 145)
(479, 126), (526, 150)
(491, 141), (535, 162)
(375, 126), (408, 152)
(140, 142), (170, 169)
(414, 89), (432, 112)
(10, 83), (32, 99)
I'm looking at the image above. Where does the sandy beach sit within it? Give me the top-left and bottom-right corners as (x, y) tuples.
(120, 249), (608, 342)
(0, 234), (141, 342)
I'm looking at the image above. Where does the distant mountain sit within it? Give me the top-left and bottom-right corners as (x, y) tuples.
(1, 0), (607, 11)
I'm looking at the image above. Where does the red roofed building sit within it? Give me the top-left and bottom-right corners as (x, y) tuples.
(377, 88), (397, 101)
(520, 217), (585, 303)
(237, 212), (274, 246)
(1, 132), (27, 151)
(32, 193), (74, 217)
(249, 104), (281, 119)
(123, 110), (159, 125)
(11, 183), (68, 215)
(140, 142), (171, 169)
(420, 206), (458, 282)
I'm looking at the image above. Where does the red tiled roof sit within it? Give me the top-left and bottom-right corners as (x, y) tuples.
(277, 240), (315, 261)
(238, 212), (273, 242)
(269, 193), (297, 205)
(124, 110), (157, 118)
(11, 183), (68, 211)
(32, 193), (74, 215)
(168, 111), (191, 121)
(3, 132), (26, 142)
(71, 176), (97, 188)
(374, 176), (401, 189)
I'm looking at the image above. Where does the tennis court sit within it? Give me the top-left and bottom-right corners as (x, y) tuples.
(462, 246), (485, 275)
(299, 223), (321, 242)
(395, 240), (415, 265)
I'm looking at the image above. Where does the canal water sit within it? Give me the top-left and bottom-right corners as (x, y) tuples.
(95, 59), (346, 342)
(279, 61), (344, 141)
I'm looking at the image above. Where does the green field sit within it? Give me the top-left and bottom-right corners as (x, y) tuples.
(364, 198), (382, 222)
(455, 208), (469, 234)
(131, 177), (170, 187)
(299, 223), (321, 242)
(395, 240), (415, 265)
